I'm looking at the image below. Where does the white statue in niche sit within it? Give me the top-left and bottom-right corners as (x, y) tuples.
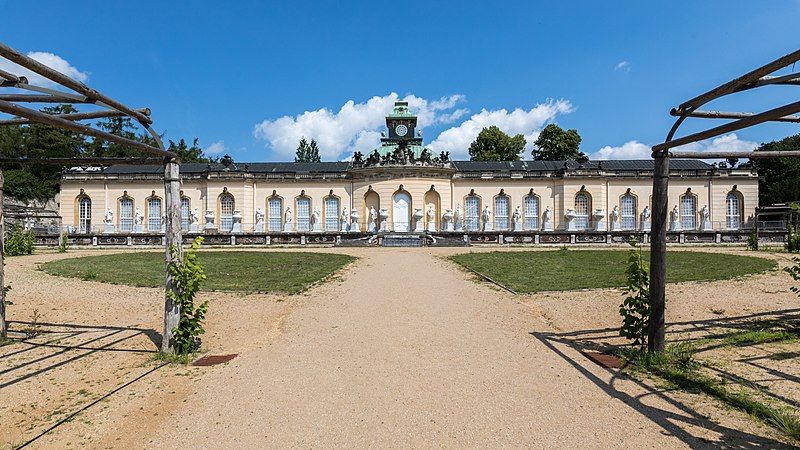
(254, 208), (265, 232)
(426, 205), (436, 232)
(481, 206), (492, 231)
(512, 206), (522, 231)
(369, 206), (378, 232)
(135, 208), (144, 225)
(610, 205), (622, 231)
(453, 205), (462, 231)
(189, 208), (199, 232)
(699, 205), (711, 231)
(542, 206), (553, 231)
(311, 208), (321, 232)
(640, 206), (651, 232)
(104, 208), (114, 224)
(341, 208), (350, 232)
(670, 205), (681, 231)
(103, 208), (115, 234)
(284, 207), (293, 232)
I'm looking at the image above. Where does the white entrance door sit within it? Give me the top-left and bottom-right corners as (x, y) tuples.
(393, 192), (411, 232)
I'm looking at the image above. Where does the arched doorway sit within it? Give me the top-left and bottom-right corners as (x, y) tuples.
(393, 191), (411, 232)
(424, 188), (441, 231)
(364, 189), (380, 231)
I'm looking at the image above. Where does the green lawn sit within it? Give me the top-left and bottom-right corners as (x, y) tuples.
(449, 250), (777, 293)
(41, 251), (356, 294)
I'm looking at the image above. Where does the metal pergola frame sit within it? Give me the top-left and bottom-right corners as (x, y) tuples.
(649, 48), (800, 352)
(0, 41), (184, 354)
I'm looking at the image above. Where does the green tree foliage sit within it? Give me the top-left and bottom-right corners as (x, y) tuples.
(294, 137), (322, 163)
(619, 240), (651, 351)
(167, 237), (209, 355)
(4, 225), (35, 256)
(787, 224), (800, 253)
(750, 134), (800, 205)
(532, 123), (582, 160)
(786, 256), (800, 297)
(468, 126), (525, 161)
(167, 138), (218, 163)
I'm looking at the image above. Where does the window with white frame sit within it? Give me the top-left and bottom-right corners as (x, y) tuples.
(324, 196), (340, 231)
(119, 197), (133, 232)
(219, 194), (234, 231)
(181, 197), (190, 231)
(620, 193), (637, 230)
(575, 193), (590, 230)
(494, 196), (509, 230)
(524, 195), (539, 230)
(147, 197), (162, 232)
(268, 197), (283, 231)
(465, 196), (480, 231)
(726, 192), (741, 230)
(681, 195), (697, 230)
(296, 197), (311, 231)
(78, 196), (92, 233)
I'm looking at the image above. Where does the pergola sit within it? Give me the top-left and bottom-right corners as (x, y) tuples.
(0, 41), (184, 354)
(649, 48), (800, 352)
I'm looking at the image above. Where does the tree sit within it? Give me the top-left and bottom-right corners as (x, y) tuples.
(750, 134), (800, 206)
(167, 138), (218, 163)
(532, 124), (582, 160)
(468, 126), (525, 161)
(295, 137), (321, 163)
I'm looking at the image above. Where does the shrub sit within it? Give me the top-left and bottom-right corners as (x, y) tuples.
(57, 232), (68, 253)
(786, 256), (800, 298)
(747, 228), (759, 251)
(787, 225), (800, 253)
(619, 239), (651, 351)
(4, 225), (34, 256)
(168, 237), (208, 355)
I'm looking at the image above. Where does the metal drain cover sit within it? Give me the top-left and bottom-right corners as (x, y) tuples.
(581, 351), (622, 369)
(193, 354), (238, 366)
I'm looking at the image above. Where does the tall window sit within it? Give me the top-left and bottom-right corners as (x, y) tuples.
(465, 196), (480, 231)
(181, 197), (190, 231)
(268, 197), (283, 231)
(524, 195), (539, 230)
(494, 196), (509, 231)
(680, 194), (697, 230)
(575, 193), (590, 230)
(119, 197), (133, 232)
(620, 193), (637, 230)
(78, 196), (92, 233)
(324, 196), (340, 231)
(726, 192), (741, 230)
(219, 194), (234, 231)
(296, 197), (311, 231)
(147, 197), (162, 232)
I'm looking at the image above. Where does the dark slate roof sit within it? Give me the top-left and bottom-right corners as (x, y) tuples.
(65, 159), (711, 175)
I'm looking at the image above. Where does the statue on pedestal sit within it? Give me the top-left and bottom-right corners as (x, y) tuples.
(565, 208), (578, 232)
(610, 205), (621, 231)
(511, 206), (522, 231)
(443, 209), (454, 231)
(103, 208), (115, 234)
(481, 206), (492, 231)
(640, 206), (651, 232)
(203, 209), (215, 231)
(426, 205), (436, 232)
(189, 208), (199, 232)
(378, 208), (389, 232)
(350, 208), (360, 232)
(312, 208), (321, 232)
(699, 205), (711, 231)
(542, 206), (553, 231)
(669, 205), (681, 231)
(341, 208), (350, 232)
(453, 205), (462, 231)
(284, 207), (293, 232)
(413, 208), (424, 232)
(369, 206), (378, 232)
(593, 208), (606, 232)
(254, 208), (265, 232)
(135, 207), (144, 233)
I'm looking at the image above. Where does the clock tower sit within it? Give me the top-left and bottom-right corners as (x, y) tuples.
(384, 101), (422, 144)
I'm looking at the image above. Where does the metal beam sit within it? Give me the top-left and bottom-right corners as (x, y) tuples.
(0, 100), (174, 158)
(674, 109), (800, 123)
(0, 108), (150, 126)
(0, 157), (164, 166)
(0, 94), (92, 103)
(669, 150), (800, 159)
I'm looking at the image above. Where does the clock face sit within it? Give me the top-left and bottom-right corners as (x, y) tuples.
(395, 124), (408, 137)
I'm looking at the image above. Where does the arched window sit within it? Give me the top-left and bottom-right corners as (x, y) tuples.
(296, 197), (311, 231)
(119, 197), (134, 232)
(268, 196), (283, 231)
(78, 196), (92, 233)
(726, 192), (742, 230)
(324, 196), (340, 231)
(524, 195), (540, 230)
(147, 197), (162, 232)
(680, 194), (697, 230)
(494, 195), (509, 231)
(180, 197), (190, 231)
(575, 193), (590, 230)
(465, 196), (480, 231)
(620, 193), (637, 230)
(219, 194), (235, 232)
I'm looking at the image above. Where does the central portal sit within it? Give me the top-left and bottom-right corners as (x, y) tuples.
(393, 192), (411, 232)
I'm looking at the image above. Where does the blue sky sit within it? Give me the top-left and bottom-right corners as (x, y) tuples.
(2, 1), (799, 161)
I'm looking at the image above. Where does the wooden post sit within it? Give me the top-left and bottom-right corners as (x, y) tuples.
(648, 152), (669, 352)
(161, 160), (182, 353)
(0, 169), (5, 339)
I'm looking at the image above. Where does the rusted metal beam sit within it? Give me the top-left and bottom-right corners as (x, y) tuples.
(0, 41), (152, 125)
(654, 99), (800, 153)
(675, 49), (800, 114)
(0, 68), (21, 83)
(0, 94), (92, 103)
(0, 100), (174, 158)
(674, 109), (800, 123)
(0, 157), (164, 166)
(669, 150), (800, 159)
(0, 108), (150, 126)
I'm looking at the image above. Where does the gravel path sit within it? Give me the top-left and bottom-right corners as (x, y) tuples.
(147, 249), (703, 448)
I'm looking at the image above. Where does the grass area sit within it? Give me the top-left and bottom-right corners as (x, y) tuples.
(40, 251), (356, 294)
(449, 249), (776, 293)
(620, 344), (800, 442)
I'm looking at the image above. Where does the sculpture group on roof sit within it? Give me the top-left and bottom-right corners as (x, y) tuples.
(352, 147), (450, 168)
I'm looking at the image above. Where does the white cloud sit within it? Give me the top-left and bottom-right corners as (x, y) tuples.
(427, 99), (575, 160)
(0, 51), (88, 87)
(206, 140), (226, 155)
(591, 133), (758, 160)
(615, 60), (631, 72)
(253, 93), (467, 160)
